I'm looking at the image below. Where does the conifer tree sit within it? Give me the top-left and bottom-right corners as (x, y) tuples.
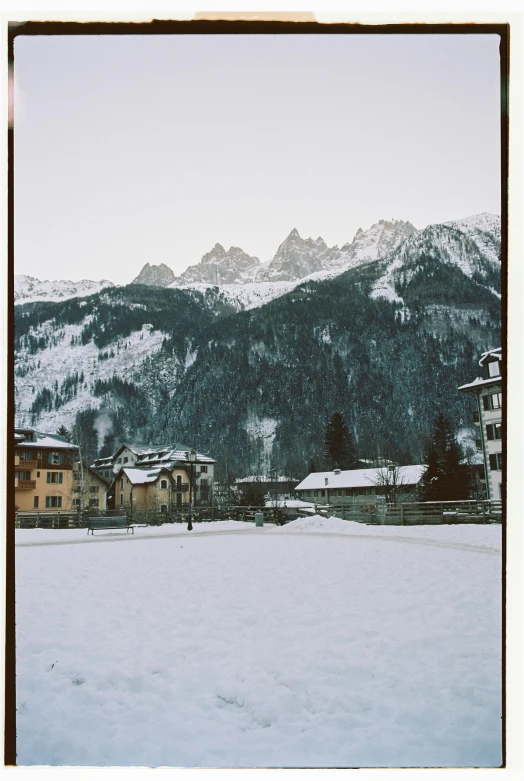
(56, 425), (70, 441)
(324, 412), (358, 471)
(420, 412), (469, 500)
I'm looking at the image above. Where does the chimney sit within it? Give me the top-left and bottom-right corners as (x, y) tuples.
(325, 477), (329, 485)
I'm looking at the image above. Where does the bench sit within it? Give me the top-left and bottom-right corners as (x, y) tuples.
(87, 516), (134, 535)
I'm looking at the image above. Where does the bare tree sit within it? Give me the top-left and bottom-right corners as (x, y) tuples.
(369, 465), (407, 504)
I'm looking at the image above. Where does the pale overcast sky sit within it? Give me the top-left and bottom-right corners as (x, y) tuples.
(14, 33), (501, 283)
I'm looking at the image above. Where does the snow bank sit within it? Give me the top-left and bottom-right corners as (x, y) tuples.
(283, 515), (502, 550)
(16, 520), (502, 767)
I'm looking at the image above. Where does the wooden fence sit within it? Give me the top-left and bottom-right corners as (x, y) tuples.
(321, 499), (502, 525)
(15, 500), (502, 529)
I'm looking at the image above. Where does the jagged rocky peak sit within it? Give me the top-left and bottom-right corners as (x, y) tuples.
(132, 263), (176, 288)
(170, 242), (261, 287)
(256, 228), (335, 282)
(314, 219), (418, 276)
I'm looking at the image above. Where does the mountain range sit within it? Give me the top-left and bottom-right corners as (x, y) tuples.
(14, 218), (417, 307)
(14, 212), (501, 478)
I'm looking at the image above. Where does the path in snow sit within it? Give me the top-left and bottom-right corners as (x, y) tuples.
(16, 522), (500, 555)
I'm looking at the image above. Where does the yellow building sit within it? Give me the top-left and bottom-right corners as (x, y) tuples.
(107, 465), (190, 513)
(14, 428), (79, 512)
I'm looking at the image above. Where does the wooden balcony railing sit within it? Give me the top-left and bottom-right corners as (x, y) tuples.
(174, 483), (189, 492)
(16, 480), (36, 490)
(16, 459), (40, 471)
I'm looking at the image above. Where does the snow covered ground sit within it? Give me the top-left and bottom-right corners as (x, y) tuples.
(15, 517), (502, 768)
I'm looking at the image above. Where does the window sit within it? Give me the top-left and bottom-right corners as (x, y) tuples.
(89, 498), (99, 507)
(73, 471), (80, 481)
(89, 485), (99, 494)
(160, 504), (168, 513)
(200, 478), (208, 486)
(488, 361), (500, 377)
(124, 457), (129, 463)
(489, 453), (502, 471)
(321, 490), (325, 497)
(46, 472), (63, 484)
(37, 471), (40, 477)
(120, 478), (124, 489)
(33, 496), (39, 508)
(176, 475), (182, 487)
(176, 493), (182, 506)
(314, 490), (319, 497)
(160, 480), (168, 490)
(73, 498), (80, 506)
(15, 471), (31, 481)
(200, 465), (208, 473)
(48, 452), (65, 465)
(486, 423), (502, 441)
(120, 493), (124, 506)
(483, 392), (502, 411)
(117, 458), (122, 464)
(45, 496), (62, 508)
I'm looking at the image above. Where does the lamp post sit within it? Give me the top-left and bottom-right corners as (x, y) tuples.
(187, 448), (197, 531)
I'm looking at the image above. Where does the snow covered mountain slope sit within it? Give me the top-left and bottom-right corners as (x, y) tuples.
(14, 276), (115, 304)
(173, 280), (299, 311)
(371, 213), (501, 302)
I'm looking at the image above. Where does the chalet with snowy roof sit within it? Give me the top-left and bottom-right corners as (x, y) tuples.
(459, 347), (502, 500)
(99, 444), (216, 510)
(295, 465), (427, 506)
(107, 466), (179, 513)
(15, 428), (79, 511)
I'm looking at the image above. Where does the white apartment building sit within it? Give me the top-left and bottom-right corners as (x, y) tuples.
(459, 347), (502, 500)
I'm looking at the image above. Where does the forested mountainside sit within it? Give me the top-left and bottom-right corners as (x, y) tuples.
(14, 214), (501, 479)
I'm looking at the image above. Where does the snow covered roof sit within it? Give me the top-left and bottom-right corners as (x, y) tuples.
(236, 475), (298, 484)
(479, 347), (502, 367)
(295, 465), (427, 491)
(14, 428), (78, 450)
(119, 467), (170, 485)
(458, 376), (501, 392)
(136, 448), (215, 465)
(265, 499), (315, 508)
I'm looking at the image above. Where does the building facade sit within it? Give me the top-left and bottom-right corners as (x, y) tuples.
(459, 347), (502, 500)
(14, 428), (79, 511)
(71, 465), (109, 512)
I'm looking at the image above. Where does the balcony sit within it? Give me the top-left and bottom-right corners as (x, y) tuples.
(16, 459), (40, 471)
(174, 483), (189, 492)
(16, 479), (36, 490)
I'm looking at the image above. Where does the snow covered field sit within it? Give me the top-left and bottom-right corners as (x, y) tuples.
(15, 517), (502, 768)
